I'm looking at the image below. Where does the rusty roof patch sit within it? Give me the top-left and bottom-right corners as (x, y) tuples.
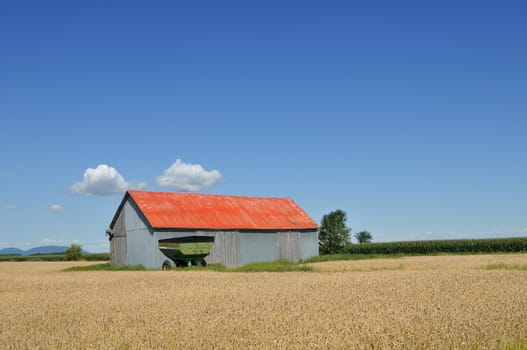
(124, 190), (318, 230)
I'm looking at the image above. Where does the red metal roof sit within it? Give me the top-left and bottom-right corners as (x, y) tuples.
(126, 190), (318, 230)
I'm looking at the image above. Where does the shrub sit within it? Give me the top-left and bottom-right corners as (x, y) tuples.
(64, 244), (82, 261)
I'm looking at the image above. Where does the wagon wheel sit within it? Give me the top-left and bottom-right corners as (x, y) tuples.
(190, 259), (206, 266)
(162, 260), (173, 271)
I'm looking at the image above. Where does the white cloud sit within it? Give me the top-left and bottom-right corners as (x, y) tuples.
(0, 205), (16, 211)
(47, 204), (65, 213)
(156, 159), (221, 192)
(69, 164), (146, 196)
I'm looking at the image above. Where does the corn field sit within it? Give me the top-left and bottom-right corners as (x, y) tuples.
(1, 254), (526, 349)
(344, 237), (527, 255)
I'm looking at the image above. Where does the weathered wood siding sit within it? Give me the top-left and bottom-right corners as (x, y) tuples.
(278, 231), (301, 262)
(299, 231), (319, 260)
(124, 199), (157, 268)
(239, 232), (278, 265)
(200, 231), (240, 267)
(110, 207), (126, 266)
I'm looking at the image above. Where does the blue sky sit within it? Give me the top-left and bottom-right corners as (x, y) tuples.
(1, 1), (526, 252)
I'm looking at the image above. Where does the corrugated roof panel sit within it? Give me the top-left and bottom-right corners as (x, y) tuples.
(127, 190), (318, 230)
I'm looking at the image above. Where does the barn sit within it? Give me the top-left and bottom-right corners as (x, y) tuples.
(106, 190), (319, 269)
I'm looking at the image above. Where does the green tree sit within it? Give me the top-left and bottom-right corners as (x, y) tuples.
(319, 209), (351, 254)
(354, 230), (373, 244)
(65, 243), (82, 261)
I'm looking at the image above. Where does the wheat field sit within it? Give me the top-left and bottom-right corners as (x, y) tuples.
(1, 254), (526, 349)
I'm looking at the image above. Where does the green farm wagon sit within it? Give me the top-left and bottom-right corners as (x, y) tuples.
(158, 236), (215, 269)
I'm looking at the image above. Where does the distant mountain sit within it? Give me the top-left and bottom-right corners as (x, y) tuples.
(0, 247), (24, 255)
(0, 246), (90, 256)
(25, 246), (70, 255)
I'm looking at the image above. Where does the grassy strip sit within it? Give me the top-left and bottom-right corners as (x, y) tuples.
(231, 260), (312, 272)
(303, 253), (408, 263)
(0, 253), (110, 262)
(485, 263), (527, 271)
(177, 260), (312, 272)
(305, 251), (527, 264)
(0, 254), (67, 262)
(64, 255), (527, 273)
(311, 265), (406, 273)
(64, 260), (312, 272)
(64, 263), (146, 271)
